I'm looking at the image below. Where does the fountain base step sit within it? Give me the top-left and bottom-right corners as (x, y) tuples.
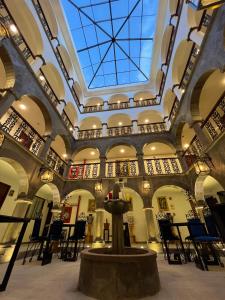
(78, 248), (160, 300)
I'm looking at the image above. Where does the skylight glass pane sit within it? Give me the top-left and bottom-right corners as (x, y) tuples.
(62, 0), (159, 89)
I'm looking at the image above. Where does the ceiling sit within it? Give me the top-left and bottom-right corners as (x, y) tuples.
(62, 0), (158, 89)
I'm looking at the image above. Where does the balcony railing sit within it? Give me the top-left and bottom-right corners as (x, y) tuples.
(0, 1), (34, 63)
(201, 92), (225, 142)
(108, 102), (129, 110)
(187, 0), (225, 10)
(83, 105), (103, 113)
(46, 147), (67, 175)
(134, 98), (159, 107)
(144, 157), (183, 175)
(68, 163), (100, 179)
(138, 122), (167, 134)
(78, 128), (102, 140)
(106, 160), (139, 178)
(183, 136), (204, 168)
(0, 106), (45, 156)
(168, 97), (180, 124)
(61, 110), (74, 132)
(37, 71), (60, 107)
(108, 125), (132, 137)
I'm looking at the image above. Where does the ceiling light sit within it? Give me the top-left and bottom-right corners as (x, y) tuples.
(140, 98), (143, 101)
(92, 124), (97, 129)
(184, 144), (189, 149)
(39, 75), (45, 81)
(9, 24), (18, 34)
(145, 119), (149, 123)
(118, 122), (123, 126)
(69, 127), (73, 131)
(62, 154), (67, 158)
(151, 146), (156, 151)
(120, 149), (125, 153)
(117, 100), (120, 104)
(90, 151), (95, 155)
(181, 89), (185, 94)
(97, 103), (100, 106)
(19, 104), (26, 110)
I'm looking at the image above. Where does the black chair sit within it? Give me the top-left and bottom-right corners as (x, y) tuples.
(187, 219), (223, 270)
(158, 219), (182, 264)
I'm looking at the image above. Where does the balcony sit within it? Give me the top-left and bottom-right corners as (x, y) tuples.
(108, 125), (133, 137)
(186, 0), (225, 10)
(68, 163), (100, 179)
(77, 128), (102, 140)
(106, 160), (139, 178)
(0, 106), (45, 156)
(138, 122), (167, 134)
(46, 147), (67, 176)
(144, 157), (183, 175)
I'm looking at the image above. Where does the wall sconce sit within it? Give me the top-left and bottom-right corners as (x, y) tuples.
(95, 181), (102, 192)
(143, 180), (151, 191)
(40, 167), (54, 183)
(194, 155), (213, 175)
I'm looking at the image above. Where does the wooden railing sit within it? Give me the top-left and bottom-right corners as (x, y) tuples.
(78, 128), (102, 140)
(108, 125), (132, 137)
(46, 147), (67, 175)
(138, 122), (167, 134)
(0, 106), (45, 156)
(106, 160), (139, 178)
(68, 163), (100, 179)
(144, 157), (183, 175)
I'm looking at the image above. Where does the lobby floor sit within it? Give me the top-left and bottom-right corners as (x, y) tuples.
(0, 254), (225, 300)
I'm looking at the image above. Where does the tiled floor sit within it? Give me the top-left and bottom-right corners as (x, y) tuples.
(0, 254), (225, 300)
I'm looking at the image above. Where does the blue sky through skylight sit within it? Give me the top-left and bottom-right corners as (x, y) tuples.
(62, 0), (158, 89)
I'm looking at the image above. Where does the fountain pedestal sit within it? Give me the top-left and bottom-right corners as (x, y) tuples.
(78, 184), (160, 299)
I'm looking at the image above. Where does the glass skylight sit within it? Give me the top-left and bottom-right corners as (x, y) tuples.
(62, 0), (158, 89)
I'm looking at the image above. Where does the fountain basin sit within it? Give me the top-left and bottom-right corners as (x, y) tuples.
(78, 247), (160, 300)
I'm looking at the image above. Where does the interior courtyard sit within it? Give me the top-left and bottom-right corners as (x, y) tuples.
(0, 0), (225, 299)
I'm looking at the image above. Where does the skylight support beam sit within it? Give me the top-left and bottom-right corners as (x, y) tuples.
(77, 40), (111, 53)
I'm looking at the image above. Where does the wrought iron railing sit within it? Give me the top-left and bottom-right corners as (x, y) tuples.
(83, 105), (103, 113)
(144, 157), (183, 175)
(201, 92), (225, 142)
(134, 98), (159, 107)
(108, 125), (133, 137)
(78, 128), (102, 140)
(108, 102), (129, 110)
(61, 110), (74, 132)
(183, 136), (204, 168)
(68, 163), (100, 179)
(168, 97), (180, 124)
(106, 160), (139, 178)
(37, 71), (60, 107)
(0, 106), (45, 156)
(138, 122), (167, 134)
(0, 1), (34, 63)
(46, 147), (67, 175)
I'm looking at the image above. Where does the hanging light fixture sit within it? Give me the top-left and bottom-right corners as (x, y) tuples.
(95, 181), (102, 192)
(40, 167), (54, 183)
(143, 179), (151, 191)
(194, 155), (213, 175)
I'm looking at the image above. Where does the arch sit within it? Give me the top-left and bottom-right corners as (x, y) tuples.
(79, 116), (102, 130)
(137, 110), (163, 124)
(6, 0), (43, 55)
(72, 147), (100, 163)
(161, 25), (173, 63)
(106, 144), (137, 160)
(191, 69), (225, 120)
(108, 94), (129, 103)
(50, 135), (67, 159)
(41, 63), (65, 99)
(134, 91), (155, 101)
(152, 184), (191, 240)
(169, 0), (178, 14)
(143, 142), (176, 158)
(155, 70), (164, 93)
(35, 183), (61, 204)
(107, 113), (131, 127)
(39, 0), (58, 37)
(11, 95), (52, 135)
(195, 175), (224, 202)
(57, 45), (74, 78)
(172, 40), (194, 85)
(64, 102), (78, 126)
(187, 6), (203, 28)
(180, 123), (195, 150)
(0, 46), (15, 90)
(85, 97), (104, 106)
(163, 89), (176, 116)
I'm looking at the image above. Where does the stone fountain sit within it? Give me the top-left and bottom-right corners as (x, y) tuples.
(78, 183), (160, 299)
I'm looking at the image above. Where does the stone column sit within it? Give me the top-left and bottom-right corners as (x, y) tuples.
(189, 29), (203, 47)
(103, 101), (108, 110)
(74, 126), (79, 140)
(63, 158), (72, 178)
(102, 123), (108, 137)
(129, 98), (134, 107)
(144, 208), (156, 242)
(94, 209), (104, 241)
(137, 152), (145, 176)
(173, 85), (183, 100)
(132, 120), (138, 134)
(0, 91), (17, 119)
(99, 156), (106, 178)
(39, 133), (56, 160)
(170, 16), (178, 26)
(190, 120), (211, 149)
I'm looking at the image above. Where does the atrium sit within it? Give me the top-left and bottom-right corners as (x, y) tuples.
(0, 0), (225, 299)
